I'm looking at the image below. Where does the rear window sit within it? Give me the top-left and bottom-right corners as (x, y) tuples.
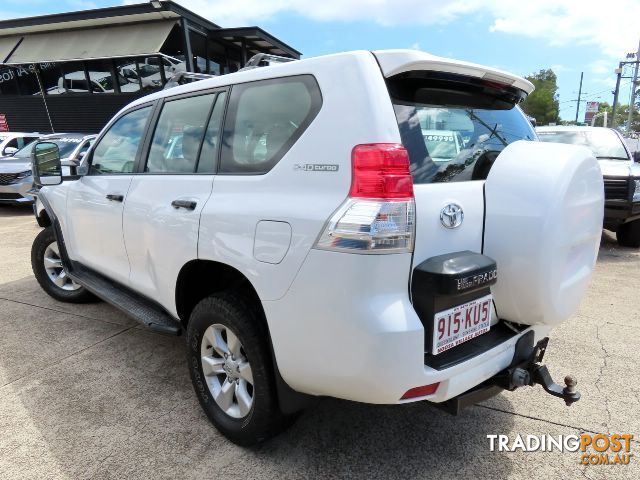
(389, 72), (535, 184)
(537, 129), (628, 160)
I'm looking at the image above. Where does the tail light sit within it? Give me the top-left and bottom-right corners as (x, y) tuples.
(314, 144), (415, 254)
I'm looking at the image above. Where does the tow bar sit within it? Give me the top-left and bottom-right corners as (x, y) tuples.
(502, 335), (581, 406)
(437, 332), (581, 415)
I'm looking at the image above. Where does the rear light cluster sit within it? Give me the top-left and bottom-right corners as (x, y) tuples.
(314, 144), (415, 254)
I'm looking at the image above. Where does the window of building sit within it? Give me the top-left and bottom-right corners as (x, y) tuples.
(197, 91), (226, 173)
(220, 75), (322, 174)
(207, 41), (226, 75)
(115, 58), (142, 92)
(146, 93), (215, 173)
(90, 106), (151, 174)
(86, 59), (118, 93)
(38, 63), (63, 95)
(16, 64), (45, 96)
(190, 31), (207, 74)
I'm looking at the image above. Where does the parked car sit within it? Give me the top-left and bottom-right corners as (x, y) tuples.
(45, 71), (140, 94)
(0, 131), (41, 156)
(0, 133), (94, 205)
(537, 126), (640, 247)
(30, 50), (603, 446)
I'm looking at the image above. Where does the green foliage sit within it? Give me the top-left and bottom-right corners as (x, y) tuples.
(520, 69), (560, 126)
(593, 102), (640, 131)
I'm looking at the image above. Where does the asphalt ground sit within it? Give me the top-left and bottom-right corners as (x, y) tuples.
(0, 204), (638, 479)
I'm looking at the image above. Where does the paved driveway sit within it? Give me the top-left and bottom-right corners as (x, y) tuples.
(0, 205), (638, 479)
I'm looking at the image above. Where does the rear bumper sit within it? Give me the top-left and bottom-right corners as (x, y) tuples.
(264, 249), (552, 405)
(0, 178), (35, 204)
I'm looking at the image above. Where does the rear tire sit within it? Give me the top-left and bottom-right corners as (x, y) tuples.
(186, 292), (291, 446)
(617, 220), (640, 248)
(31, 227), (96, 303)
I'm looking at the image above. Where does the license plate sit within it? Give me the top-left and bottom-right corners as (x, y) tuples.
(432, 294), (492, 355)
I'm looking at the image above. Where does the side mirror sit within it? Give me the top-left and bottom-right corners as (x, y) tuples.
(633, 151), (640, 163)
(3, 146), (18, 156)
(32, 142), (62, 186)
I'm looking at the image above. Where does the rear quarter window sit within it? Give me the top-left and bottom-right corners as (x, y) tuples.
(219, 75), (322, 174)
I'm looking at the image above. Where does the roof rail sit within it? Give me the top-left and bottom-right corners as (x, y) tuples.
(239, 53), (296, 71)
(163, 53), (297, 90)
(163, 71), (216, 90)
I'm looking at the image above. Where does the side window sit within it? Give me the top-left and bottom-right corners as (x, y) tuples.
(220, 75), (322, 174)
(197, 91), (226, 173)
(23, 137), (40, 147)
(146, 94), (215, 173)
(90, 106), (151, 174)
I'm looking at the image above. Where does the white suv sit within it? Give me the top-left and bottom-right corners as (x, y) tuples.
(30, 50), (604, 445)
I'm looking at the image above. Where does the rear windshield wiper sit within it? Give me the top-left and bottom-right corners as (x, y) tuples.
(596, 156), (629, 160)
(465, 109), (508, 147)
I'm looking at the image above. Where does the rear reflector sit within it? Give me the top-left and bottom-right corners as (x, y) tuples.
(350, 144), (414, 199)
(401, 383), (439, 400)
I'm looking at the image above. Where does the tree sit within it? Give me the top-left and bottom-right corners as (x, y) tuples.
(520, 69), (560, 126)
(592, 102), (640, 131)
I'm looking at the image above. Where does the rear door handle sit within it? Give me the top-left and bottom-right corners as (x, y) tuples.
(171, 199), (197, 210)
(106, 194), (124, 202)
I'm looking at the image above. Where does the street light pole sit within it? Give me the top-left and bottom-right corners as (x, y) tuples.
(575, 72), (583, 124)
(627, 38), (640, 131)
(612, 63), (623, 127)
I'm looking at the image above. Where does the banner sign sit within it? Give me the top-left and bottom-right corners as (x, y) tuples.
(0, 114), (8, 132)
(584, 102), (599, 124)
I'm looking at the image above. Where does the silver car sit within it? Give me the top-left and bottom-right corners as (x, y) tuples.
(537, 126), (640, 247)
(0, 133), (95, 205)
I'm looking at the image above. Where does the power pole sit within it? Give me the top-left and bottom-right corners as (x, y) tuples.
(612, 63), (623, 127)
(575, 72), (584, 124)
(627, 38), (640, 131)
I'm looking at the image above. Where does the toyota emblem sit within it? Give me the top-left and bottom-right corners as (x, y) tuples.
(440, 203), (464, 229)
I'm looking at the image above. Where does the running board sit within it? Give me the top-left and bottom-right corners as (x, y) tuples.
(68, 262), (182, 335)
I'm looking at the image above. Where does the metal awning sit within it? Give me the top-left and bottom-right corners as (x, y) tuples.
(0, 19), (177, 65)
(211, 27), (301, 59)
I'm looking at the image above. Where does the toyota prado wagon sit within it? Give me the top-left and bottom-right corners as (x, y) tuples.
(30, 50), (604, 445)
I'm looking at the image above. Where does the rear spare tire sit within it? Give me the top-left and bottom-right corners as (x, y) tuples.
(483, 141), (603, 326)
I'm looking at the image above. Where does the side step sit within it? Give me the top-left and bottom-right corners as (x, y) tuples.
(68, 262), (182, 335)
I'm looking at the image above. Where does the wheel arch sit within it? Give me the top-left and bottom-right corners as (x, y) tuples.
(175, 259), (316, 413)
(36, 207), (52, 228)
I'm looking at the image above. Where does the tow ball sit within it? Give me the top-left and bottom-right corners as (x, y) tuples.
(501, 335), (581, 406)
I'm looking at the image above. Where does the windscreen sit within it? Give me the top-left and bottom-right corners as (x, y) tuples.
(537, 129), (628, 160)
(388, 72), (535, 184)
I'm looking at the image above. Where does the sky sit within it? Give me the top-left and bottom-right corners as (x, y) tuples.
(1, 0), (639, 121)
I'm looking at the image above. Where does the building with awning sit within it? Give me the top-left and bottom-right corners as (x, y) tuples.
(0, 1), (300, 134)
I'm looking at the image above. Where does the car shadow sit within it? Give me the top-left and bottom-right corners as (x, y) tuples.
(246, 396), (517, 478)
(0, 280), (517, 478)
(597, 229), (640, 263)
